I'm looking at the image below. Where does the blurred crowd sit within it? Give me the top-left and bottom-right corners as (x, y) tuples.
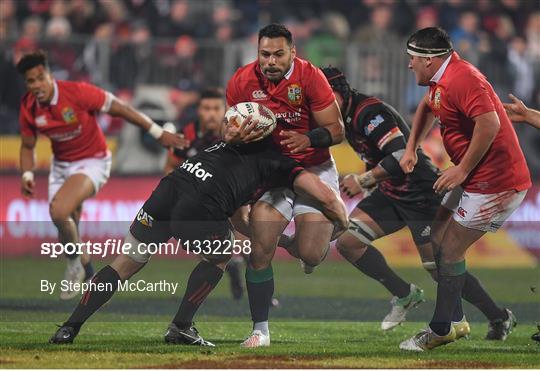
(1, 0), (539, 159)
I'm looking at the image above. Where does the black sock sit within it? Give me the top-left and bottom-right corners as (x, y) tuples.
(462, 272), (506, 322)
(65, 265), (120, 331)
(353, 245), (410, 298)
(430, 261), (467, 336)
(83, 262), (94, 281)
(246, 265), (274, 323)
(172, 260), (224, 328)
(452, 298), (464, 322)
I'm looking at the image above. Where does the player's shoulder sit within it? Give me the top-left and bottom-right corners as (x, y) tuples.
(20, 91), (36, 110)
(294, 57), (322, 77)
(231, 61), (257, 81)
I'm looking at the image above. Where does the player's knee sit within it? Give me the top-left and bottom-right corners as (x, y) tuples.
(49, 201), (72, 224)
(336, 237), (365, 260)
(422, 261), (438, 281)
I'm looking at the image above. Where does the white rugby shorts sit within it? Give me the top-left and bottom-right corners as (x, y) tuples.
(48, 152), (112, 202)
(258, 157), (339, 221)
(441, 186), (527, 232)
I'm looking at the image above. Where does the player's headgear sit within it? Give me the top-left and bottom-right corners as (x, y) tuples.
(321, 66), (351, 103)
(406, 27), (453, 57)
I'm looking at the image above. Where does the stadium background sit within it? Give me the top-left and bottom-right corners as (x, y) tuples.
(1, 0), (539, 264)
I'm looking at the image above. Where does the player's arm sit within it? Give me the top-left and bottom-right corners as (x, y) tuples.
(20, 134), (37, 198)
(106, 96), (189, 149)
(280, 101), (345, 154)
(400, 94), (434, 173)
(433, 111), (500, 193)
(503, 93), (540, 129)
(293, 170), (349, 240)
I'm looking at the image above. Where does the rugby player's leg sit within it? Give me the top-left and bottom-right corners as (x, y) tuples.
(431, 205), (507, 326)
(49, 174), (95, 299)
(71, 204), (94, 281)
(293, 211), (334, 268)
(243, 200), (289, 345)
(337, 208), (411, 299)
(50, 232), (149, 344)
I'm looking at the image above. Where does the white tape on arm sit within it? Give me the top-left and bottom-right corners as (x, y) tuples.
(148, 123), (164, 139)
(22, 171), (34, 183)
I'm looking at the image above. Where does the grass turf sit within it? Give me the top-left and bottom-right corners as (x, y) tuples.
(1, 257), (539, 368)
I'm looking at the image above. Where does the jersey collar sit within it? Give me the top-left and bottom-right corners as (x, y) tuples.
(49, 80), (59, 105)
(283, 60), (295, 80)
(430, 53), (453, 85)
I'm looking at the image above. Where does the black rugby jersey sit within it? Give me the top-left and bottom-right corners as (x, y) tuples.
(168, 138), (303, 217)
(344, 91), (439, 201)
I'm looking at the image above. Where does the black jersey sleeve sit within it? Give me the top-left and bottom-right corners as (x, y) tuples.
(356, 104), (407, 177)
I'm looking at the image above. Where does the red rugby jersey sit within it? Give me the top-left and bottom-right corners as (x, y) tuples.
(19, 80), (109, 162)
(427, 52), (531, 193)
(226, 57), (336, 167)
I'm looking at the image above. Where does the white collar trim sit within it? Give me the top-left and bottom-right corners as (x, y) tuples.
(430, 54), (452, 84)
(284, 60), (295, 80)
(50, 80), (59, 105)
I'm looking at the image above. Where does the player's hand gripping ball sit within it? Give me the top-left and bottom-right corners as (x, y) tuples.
(225, 102), (277, 141)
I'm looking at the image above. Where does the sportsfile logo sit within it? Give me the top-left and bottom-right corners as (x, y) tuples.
(136, 208), (154, 227)
(180, 159), (214, 181)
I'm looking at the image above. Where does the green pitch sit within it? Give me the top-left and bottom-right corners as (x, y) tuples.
(1, 257), (539, 368)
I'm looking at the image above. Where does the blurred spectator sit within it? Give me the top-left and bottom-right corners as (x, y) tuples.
(68, 0), (97, 35)
(450, 11), (481, 65)
(526, 12), (540, 62)
(304, 12), (349, 67)
(415, 6), (439, 30)
(478, 15), (514, 98)
(353, 4), (398, 45)
(21, 16), (44, 42)
(508, 36), (535, 105)
(155, 0), (194, 37)
(0, 0), (19, 41)
(82, 23), (114, 86)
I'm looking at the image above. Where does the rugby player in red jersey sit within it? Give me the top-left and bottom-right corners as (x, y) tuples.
(399, 27), (531, 351)
(226, 24), (345, 347)
(17, 51), (188, 300)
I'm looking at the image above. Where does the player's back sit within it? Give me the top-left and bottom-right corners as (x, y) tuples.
(168, 139), (301, 217)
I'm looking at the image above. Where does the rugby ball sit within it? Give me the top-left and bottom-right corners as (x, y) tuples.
(225, 102), (277, 140)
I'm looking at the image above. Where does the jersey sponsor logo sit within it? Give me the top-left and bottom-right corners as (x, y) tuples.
(251, 90), (268, 100)
(420, 225), (431, 237)
(62, 107), (78, 124)
(36, 115), (47, 127)
(179, 159), (214, 181)
(287, 84), (303, 106)
(364, 114), (385, 135)
(457, 206), (467, 218)
(136, 208), (154, 227)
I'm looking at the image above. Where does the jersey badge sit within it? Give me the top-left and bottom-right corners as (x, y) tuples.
(62, 107), (78, 124)
(365, 114), (384, 135)
(36, 115), (47, 127)
(252, 90), (268, 100)
(287, 84), (303, 106)
(433, 87), (442, 110)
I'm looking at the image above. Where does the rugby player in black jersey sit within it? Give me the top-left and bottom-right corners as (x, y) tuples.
(319, 67), (513, 339)
(50, 118), (348, 346)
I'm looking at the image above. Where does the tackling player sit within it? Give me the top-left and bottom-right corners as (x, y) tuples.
(50, 120), (348, 346)
(163, 87), (244, 300)
(17, 51), (187, 300)
(321, 67), (516, 337)
(399, 27), (531, 351)
(226, 23), (345, 348)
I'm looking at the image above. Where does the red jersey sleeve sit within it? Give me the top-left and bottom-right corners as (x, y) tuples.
(226, 73), (242, 107)
(306, 66), (336, 112)
(19, 101), (36, 137)
(76, 82), (108, 112)
(451, 73), (495, 119)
